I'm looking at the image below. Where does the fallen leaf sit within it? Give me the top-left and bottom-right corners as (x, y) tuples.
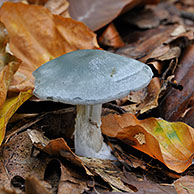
(102, 113), (194, 173)
(0, 90), (32, 145)
(3, 130), (47, 180)
(174, 176), (194, 194)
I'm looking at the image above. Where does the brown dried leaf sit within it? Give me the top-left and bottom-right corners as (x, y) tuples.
(3, 131), (47, 181)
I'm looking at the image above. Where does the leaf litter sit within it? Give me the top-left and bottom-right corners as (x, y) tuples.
(0, 0), (194, 193)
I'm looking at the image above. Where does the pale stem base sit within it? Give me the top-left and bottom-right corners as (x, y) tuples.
(75, 104), (115, 159)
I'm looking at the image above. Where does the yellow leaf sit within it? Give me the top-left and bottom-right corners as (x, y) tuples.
(102, 113), (194, 173)
(0, 90), (32, 145)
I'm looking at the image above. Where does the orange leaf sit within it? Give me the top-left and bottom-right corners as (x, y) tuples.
(0, 2), (99, 92)
(102, 113), (194, 173)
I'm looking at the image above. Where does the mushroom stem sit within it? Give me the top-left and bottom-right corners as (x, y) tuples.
(75, 104), (114, 159)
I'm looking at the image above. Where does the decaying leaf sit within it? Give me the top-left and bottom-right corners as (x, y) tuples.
(3, 130), (47, 180)
(0, 2), (99, 92)
(174, 176), (194, 194)
(102, 113), (194, 173)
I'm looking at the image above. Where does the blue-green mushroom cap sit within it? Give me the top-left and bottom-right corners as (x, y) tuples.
(33, 49), (153, 105)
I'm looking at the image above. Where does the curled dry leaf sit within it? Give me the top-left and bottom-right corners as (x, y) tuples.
(101, 113), (194, 173)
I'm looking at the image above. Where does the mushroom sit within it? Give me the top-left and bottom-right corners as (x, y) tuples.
(33, 49), (153, 159)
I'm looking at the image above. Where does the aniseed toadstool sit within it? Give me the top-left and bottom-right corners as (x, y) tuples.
(33, 49), (153, 159)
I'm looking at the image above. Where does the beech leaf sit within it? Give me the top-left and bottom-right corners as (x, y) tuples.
(101, 113), (194, 173)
